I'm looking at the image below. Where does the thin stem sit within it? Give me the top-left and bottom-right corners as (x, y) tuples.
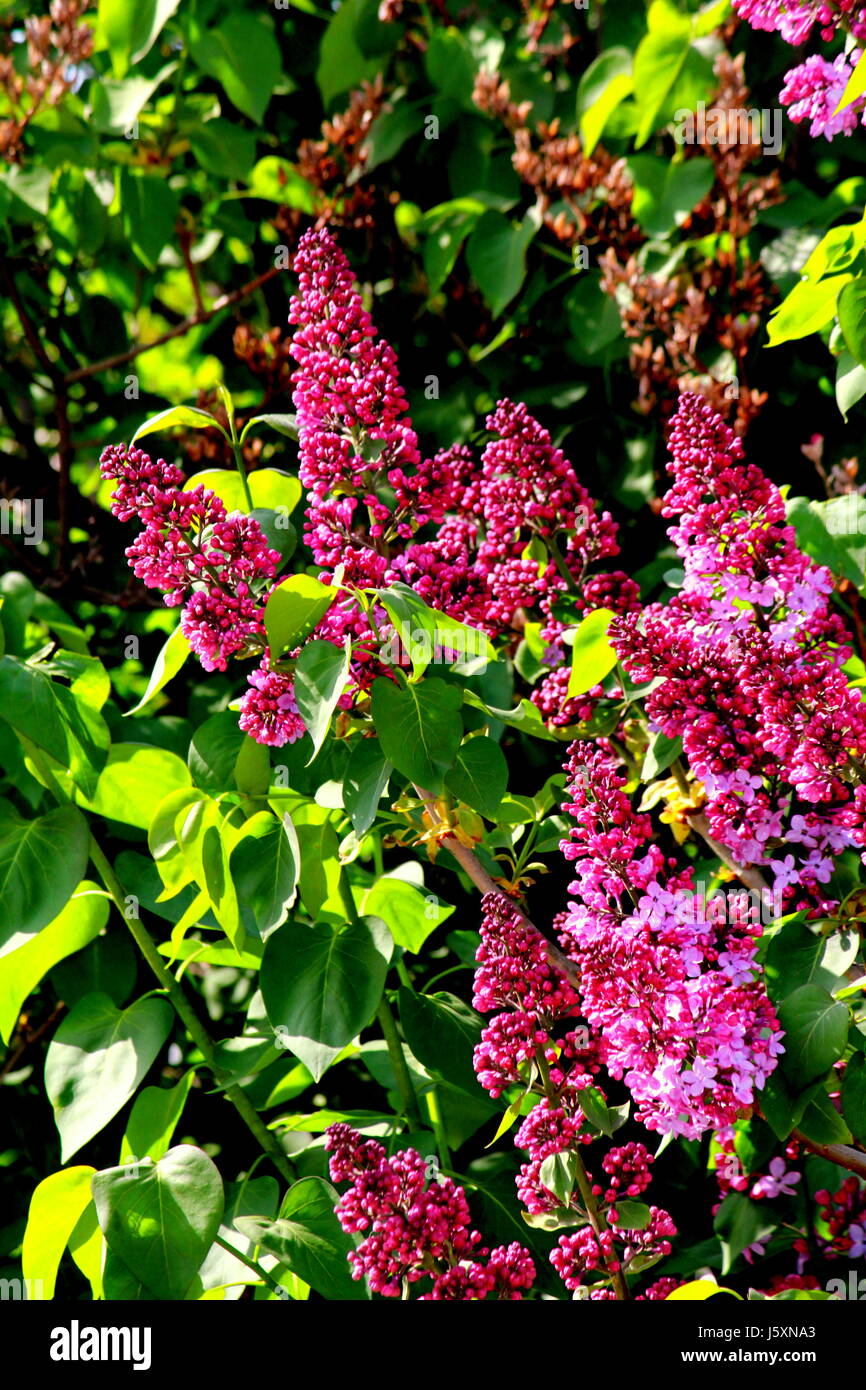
(63, 265), (284, 383)
(424, 1087), (452, 1172)
(213, 1234), (290, 1298)
(571, 1151), (630, 1302)
(340, 868), (425, 1130)
(376, 995), (424, 1131)
(536, 1050), (628, 1301)
(229, 422), (255, 513)
(24, 747), (294, 1183)
(88, 839), (295, 1185)
(413, 784), (580, 986)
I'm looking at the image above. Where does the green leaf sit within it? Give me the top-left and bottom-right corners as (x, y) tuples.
(376, 582), (496, 678)
(242, 413), (300, 441)
(370, 676), (463, 793)
(0, 881), (107, 1043)
(247, 159), (315, 212)
(343, 740), (392, 836)
(188, 119), (257, 182)
(842, 1052), (866, 1145)
(833, 47), (866, 115)
(539, 1150), (577, 1206)
(836, 349), (866, 420)
(190, 14), (282, 123)
(578, 1086), (616, 1137)
(98, 0), (180, 76)
(714, 1192), (776, 1276)
(0, 654), (108, 797)
(445, 737), (508, 820)
(229, 812), (298, 937)
(45, 993), (173, 1161)
(22, 1166), (96, 1300)
(119, 169), (179, 270)
(81, 743), (193, 831)
(667, 1279), (741, 1301)
(641, 732), (683, 781)
(91, 68), (175, 133)
(177, 797), (243, 948)
(398, 987), (483, 1096)
(294, 821), (342, 922)
(236, 1176), (367, 1300)
(612, 1200), (653, 1231)
(567, 608), (617, 697)
(316, 0), (381, 107)
(578, 48), (634, 155)
(125, 625), (190, 716)
(261, 916), (393, 1081)
(838, 277), (866, 368)
(766, 274), (852, 347)
(0, 804), (90, 953)
(121, 1072), (196, 1165)
(778, 984), (849, 1086)
(764, 916), (824, 1003)
(758, 1068), (812, 1141)
(797, 1089), (853, 1145)
(360, 876), (454, 954)
(627, 155), (715, 238)
(293, 639), (351, 762)
(92, 1144), (224, 1300)
(633, 5), (693, 146)
(183, 467), (301, 516)
(425, 26), (477, 105)
(131, 405), (222, 444)
(188, 712), (245, 792)
(466, 206), (542, 318)
(265, 574), (337, 657)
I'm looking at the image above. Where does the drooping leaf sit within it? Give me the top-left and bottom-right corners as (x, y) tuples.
(45, 993), (173, 1161)
(261, 915), (393, 1080)
(778, 984), (850, 1085)
(229, 812), (298, 936)
(293, 639), (351, 762)
(0, 880), (108, 1042)
(22, 1166), (96, 1300)
(370, 677), (463, 793)
(236, 1176), (368, 1301)
(0, 803), (90, 953)
(92, 1144), (224, 1300)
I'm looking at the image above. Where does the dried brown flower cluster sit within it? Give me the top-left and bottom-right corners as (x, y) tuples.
(0, 0), (93, 164)
(599, 54), (781, 431)
(274, 78), (389, 239)
(472, 71), (640, 251)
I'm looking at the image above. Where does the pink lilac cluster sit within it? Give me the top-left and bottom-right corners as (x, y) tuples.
(100, 443), (309, 747)
(610, 394), (866, 903)
(471, 893), (678, 1294)
(559, 740), (784, 1137)
(286, 227), (638, 720)
(734, 1), (866, 139)
(551, 1206), (677, 1293)
(99, 444), (280, 673)
(324, 1123), (535, 1299)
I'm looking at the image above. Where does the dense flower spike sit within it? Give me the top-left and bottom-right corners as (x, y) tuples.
(558, 740), (783, 1137)
(288, 226), (421, 504)
(325, 1123), (535, 1299)
(237, 662), (307, 747)
(610, 393), (866, 900)
(100, 443), (280, 674)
